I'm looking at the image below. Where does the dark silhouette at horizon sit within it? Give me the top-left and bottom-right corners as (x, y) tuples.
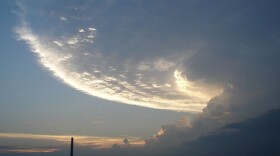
(70, 137), (73, 156)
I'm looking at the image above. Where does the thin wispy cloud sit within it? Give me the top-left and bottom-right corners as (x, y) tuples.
(60, 16), (68, 21)
(0, 148), (59, 154)
(0, 133), (144, 149)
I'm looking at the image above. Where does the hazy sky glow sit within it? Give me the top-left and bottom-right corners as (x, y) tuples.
(1, 0), (280, 155)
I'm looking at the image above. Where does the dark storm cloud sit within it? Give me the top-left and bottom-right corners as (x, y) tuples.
(58, 109), (280, 156)
(169, 109), (280, 156)
(12, 0), (280, 155)
(141, 0), (280, 154)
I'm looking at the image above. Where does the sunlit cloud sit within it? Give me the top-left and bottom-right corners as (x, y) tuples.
(14, 2), (222, 113)
(8, 1), (280, 155)
(60, 16), (68, 21)
(53, 40), (64, 47)
(0, 133), (144, 149)
(0, 148), (59, 154)
(79, 28), (85, 33)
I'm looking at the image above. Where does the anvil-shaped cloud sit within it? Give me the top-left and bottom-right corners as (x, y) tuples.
(14, 1), (222, 112)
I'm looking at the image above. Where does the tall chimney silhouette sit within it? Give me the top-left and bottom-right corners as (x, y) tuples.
(70, 137), (74, 156)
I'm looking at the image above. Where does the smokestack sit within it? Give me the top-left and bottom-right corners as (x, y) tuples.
(70, 137), (74, 156)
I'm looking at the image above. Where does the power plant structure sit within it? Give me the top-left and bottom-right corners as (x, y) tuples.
(70, 137), (74, 156)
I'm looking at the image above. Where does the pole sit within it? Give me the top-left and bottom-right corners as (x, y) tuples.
(70, 137), (74, 156)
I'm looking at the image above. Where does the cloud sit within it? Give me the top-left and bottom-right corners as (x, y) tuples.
(53, 41), (64, 47)
(0, 133), (144, 150)
(79, 28), (85, 33)
(47, 110), (280, 156)
(146, 79), (280, 150)
(0, 148), (59, 154)
(12, 0), (280, 155)
(15, 109), (276, 156)
(88, 27), (96, 31)
(154, 109), (280, 156)
(14, 1), (222, 113)
(137, 0), (280, 153)
(59, 16), (68, 21)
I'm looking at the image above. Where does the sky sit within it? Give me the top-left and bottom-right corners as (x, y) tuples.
(0, 0), (280, 155)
